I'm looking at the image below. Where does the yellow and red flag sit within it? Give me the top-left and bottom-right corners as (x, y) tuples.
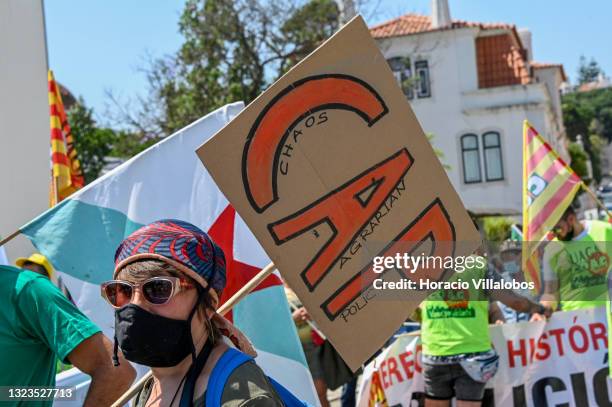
(367, 370), (389, 407)
(522, 121), (581, 291)
(48, 70), (84, 206)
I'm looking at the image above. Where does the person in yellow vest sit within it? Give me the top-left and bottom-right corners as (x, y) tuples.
(536, 206), (612, 312)
(419, 254), (551, 407)
(530, 205), (612, 377)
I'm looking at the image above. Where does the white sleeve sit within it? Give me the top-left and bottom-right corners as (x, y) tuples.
(541, 246), (557, 282)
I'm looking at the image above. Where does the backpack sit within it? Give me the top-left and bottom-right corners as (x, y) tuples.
(206, 348), (311, 407)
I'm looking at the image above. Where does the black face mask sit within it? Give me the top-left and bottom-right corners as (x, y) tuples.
(114, 303), (198, 367)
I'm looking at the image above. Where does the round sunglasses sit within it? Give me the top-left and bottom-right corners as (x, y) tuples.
(101, 276), (194, 308)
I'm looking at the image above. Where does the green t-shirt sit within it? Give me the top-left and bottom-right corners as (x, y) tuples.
(420, 258), (491, 357)
(544, 220), (612, 311)
(0, 266), (101, 406)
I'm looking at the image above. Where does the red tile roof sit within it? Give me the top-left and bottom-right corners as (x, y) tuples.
(370, 14), (513, 39)
(371, 13), (534, 89)
(576, 81), (611, 93)
(476, 35), (530, 88)
(370, 14), (567, 90)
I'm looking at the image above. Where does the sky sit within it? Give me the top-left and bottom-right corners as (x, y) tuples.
(44, 0), (612, 122)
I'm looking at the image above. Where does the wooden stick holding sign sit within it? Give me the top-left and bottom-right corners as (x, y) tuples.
(287, 295), (327, 340)
(110, 262), (277, 407)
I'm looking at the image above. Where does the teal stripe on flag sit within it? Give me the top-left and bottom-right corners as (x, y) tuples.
(21, 199), (143, 284)
(233, 285), (308, 367)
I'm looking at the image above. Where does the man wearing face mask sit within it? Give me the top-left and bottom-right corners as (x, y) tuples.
(493, 240), (534, 323)
(535, 205), (612, 314)
(102, 219), (300, 406)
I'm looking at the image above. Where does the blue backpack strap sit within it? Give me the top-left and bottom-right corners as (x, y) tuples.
(206, 348), (311, 407)
(267, 377), (311, 407)
(206, 348), (252, 407)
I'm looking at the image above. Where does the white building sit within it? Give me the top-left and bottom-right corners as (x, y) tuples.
(0, 0), (49, 260)
(370, 0), (568, 215)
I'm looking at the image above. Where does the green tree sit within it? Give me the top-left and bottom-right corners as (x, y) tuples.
(427, 133), (450, 170)
(567, 142), (590, 180)
(577, 55), (604, 85)
(113, 0), (340, 137)
(483, 216), (513, 242)
(562, 87), (612, 183)
(599, 107), (612, 141)
(279, 0), (340, 73)
(561, 94), (593, 142)
(110, 132), (160, 159)
(563, 87), (612, 142)
(588, 133), (606, 182)
(68, 100), (116, 183)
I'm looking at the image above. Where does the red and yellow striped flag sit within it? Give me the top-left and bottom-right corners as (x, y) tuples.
(367, 371), (389, 407)
(522, 121), (581, 291)
(49, 70), (84, 206)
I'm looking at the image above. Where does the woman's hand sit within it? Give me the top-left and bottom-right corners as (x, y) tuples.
(530, 304), (553, 322)
(292, 307), (310, 323)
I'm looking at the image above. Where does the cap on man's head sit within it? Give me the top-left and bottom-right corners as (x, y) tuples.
(114, 219), (226, 296)
(15, 253), (54, 278)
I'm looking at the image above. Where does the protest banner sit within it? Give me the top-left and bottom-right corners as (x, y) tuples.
(197, 16), (481, 370)
(357, 307), (612, 406)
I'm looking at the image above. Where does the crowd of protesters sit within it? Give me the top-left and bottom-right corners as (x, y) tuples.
(416, 206), (611, 407)
(0, 204), (610, 407)
(287, 205), (611, 407)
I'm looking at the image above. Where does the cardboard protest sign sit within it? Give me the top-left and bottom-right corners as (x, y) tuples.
(197, 16), (480, 370)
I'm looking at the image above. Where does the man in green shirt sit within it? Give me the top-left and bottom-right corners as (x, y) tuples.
(538, 206), (612, 311)
(0, 265), (136, 406)
(532, 205), (612, 377)
(419, 256), (550, 407)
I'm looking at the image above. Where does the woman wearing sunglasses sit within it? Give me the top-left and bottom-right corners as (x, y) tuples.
(101, 219), (286, 407)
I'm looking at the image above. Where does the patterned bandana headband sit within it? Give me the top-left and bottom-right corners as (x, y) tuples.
(112, 219), (257, 359)
(114, 219), (227, 299)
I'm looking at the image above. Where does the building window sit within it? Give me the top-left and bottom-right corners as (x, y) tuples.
(461, 134), (482, 183)
(415, 60), (431, 98)
(482, 131), (504, 181)
(387, 57), (413, 99)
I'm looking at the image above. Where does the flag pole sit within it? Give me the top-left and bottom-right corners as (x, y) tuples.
(110, 262), (277, 407)
(0, 229), (21, 247)
(581, 182), (612, 218)
(52, 174), (59, 207)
